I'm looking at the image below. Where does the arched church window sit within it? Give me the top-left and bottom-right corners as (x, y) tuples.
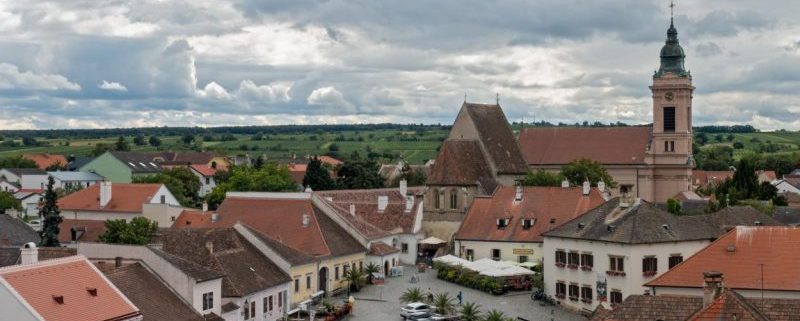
(450, 189), (458, 209)
(434, 190), (441, 209)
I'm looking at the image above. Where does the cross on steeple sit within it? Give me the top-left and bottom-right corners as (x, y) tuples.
(496, 91), (499, 105)
(669, 1), (675, 21)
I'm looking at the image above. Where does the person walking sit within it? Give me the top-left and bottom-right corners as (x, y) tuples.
(427, 287), (434, 303)
(456, 291), (463, 305)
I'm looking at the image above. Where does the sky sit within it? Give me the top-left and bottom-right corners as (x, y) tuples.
(1, 0), (799, 130)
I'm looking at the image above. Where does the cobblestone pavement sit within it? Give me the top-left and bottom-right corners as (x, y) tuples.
(330, 266), (586, 321)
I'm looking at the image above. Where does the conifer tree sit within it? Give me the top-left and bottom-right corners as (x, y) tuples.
(303, 157), (336, 191)
(39, 176), (62, 247)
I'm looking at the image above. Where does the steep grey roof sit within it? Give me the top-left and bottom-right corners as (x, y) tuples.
(464, 103), (528, 174)
(774, 206), (800, 226)
(0, 247), (20, 267)
(68, 157), (93, 171)
(543, 198), (783, 244)
(108, 152), (163, 173)
(0, 214), (40, 246)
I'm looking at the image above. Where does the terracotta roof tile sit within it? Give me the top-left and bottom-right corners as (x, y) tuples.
(428, 140), (497, 193)
(0, 255), (141, 321)
(314, 156), (343, 166)
(647, 226), (800, 292)
(23, 154), (68, 170)
(316, 187), (424, 237)
(464, 103), (528, 174)
(58, 219), (108, 243)
(58, 183), (162, 213)
(600, 294), (702, 321)
(104, 262), (206, 321)
(238, 224), (318, 265)
(173, 210), (215, 228)
(161, 152), (215, 166)
(456, 186), (605, 243)
(190, 164), (220, 177)
(519, 127), (652, 165)
(693, 170), (733, 187)
(687, 291), (769, 321)
(368, 242), (400, 256)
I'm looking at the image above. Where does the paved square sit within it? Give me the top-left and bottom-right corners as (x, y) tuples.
(330, 266), (586, 321)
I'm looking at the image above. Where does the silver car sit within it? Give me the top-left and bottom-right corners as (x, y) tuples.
(400, 302), (431, 320)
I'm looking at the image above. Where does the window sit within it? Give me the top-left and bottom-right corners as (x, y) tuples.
(581, 286), (593, 302)
(568, 284), (579, 299)
(522, 219), (533, 230)
(250, 301), (256, 319)
(263, 295), (273, 313)
(294, 278), (300, 292)
(335, 266), (340, 280)
(306, 274), (311, 289)
(555, 282), (566, 298)
(609, 256), (624, 272)
(434, 190), (441, 209)
(359, 261), (363, 272)
(610, 290), (623, 304)
(567, 252), (579, 267)
(643, 257), (658, 276)
(580, 253), (594, 269)
(518, 256), (528, 263)
(465, 249), (474, 261)
(555, 250), (567, 266)
(242, 300), (255, 319)
(491, 249), (501, 261)
(664, 140), (675, 152)
(496, 218), (508, 229)
(663, 107), (675, 132)
(202, 292), (213, 310)
(669, 255), (683, 269)
(401, 243), (409, 253)
(343, 264), (349, 277)
(450, 190), (458, 209)
(205, 177), (210, 184)
(278, 291), (283, 308)
(160, 195), (166, 204)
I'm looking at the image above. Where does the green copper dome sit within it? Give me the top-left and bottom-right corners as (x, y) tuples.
(655, 19), (688, 77)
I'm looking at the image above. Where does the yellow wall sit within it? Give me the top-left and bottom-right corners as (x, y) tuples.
(287, 252), (366, 306)
(289, 263), (318, 305)
(210, 156), (231, 168)
(321, 253), (365, 294)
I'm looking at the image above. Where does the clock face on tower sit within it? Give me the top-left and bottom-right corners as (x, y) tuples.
(665, 92), (674, 101)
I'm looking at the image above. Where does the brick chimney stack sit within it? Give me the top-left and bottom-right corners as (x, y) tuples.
(702, 271), (724, 307)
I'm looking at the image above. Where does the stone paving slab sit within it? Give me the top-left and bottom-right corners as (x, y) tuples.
(329, 266), (586, 321)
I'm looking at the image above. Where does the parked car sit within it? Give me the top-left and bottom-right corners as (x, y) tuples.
(415, 314), (459, 321)
(401, 302), (431, 320)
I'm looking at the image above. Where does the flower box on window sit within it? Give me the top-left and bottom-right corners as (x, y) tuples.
(566, 264), (578, 269)
(643, 270), (657, 277)
(580, 265), (593, 271)
(555, 262), (565, 268)
(605, 270), (626, 276)
(568, 296), (578, 301)
(581, 298), (592, 304)
(555, 293), (566, 299)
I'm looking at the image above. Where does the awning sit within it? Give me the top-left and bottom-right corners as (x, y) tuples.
(433, 254), (469, 266)
(420, 236), (447, 245)
(518, 261), (539, 268)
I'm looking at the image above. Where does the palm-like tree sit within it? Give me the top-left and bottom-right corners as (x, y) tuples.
(364, 262), (380, 283)
(344, 268), (367, 292)
(459, 302), (482, 321)
(432, 293), (456, 315)
(483, 309), (511, 321)
(399, 287), (425, 304)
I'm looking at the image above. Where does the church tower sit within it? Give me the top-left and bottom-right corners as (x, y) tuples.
(647, 9), (694, 201)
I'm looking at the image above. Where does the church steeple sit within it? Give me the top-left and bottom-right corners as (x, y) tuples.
(656, 2), (687, 77)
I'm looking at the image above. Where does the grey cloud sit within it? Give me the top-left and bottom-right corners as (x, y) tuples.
(695, 41), (723, 57)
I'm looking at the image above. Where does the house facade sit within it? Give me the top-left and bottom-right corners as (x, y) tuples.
(542, 198), (782, 312)
(0, 168), (48, 190)
(48, 171), (105, 192)
(80, 151), (162, 183)
(58, 182), (182, 227)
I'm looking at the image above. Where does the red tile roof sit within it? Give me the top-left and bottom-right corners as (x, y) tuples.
(173, 210), (215, 228)
(647, 226), (800, 291)
(456, 186), (606, 243)
(189, 164), (220, 177)
(756, 170), (777, 182)
(58, 219), (108, 243)
(428, 140), (497, 193)
(368, 242), (400, 256)
(288, 164), (308, 184)
(58, 183), (162, 213)
(519, 126), (652, 165)
(316, 187), (424, 238)
(687, 290), (768, 321)
(23, 154), (68, 170)
(0, 255), (140, 321)
(314, 156), (343, 166)
(692, 170), (733, 188)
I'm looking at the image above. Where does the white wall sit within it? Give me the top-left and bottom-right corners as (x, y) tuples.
(0, 180), (19, 193)
(456, 239), (543, 264)
(142, 203), (185, 227)
(223, 284), (290, 321)
(192, 170), (215, 197)
(0, 169), (21, 184)
(19, 195), (42, 216)
(0, 279), (41, 321)
(773, 180), (800, 195)
(148, 185), (181, 206)
(194, 279), (223, 316)
(20, 174), (47, 190)
(543, 236), (710, 312)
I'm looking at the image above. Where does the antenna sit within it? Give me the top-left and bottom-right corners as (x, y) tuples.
(464, 90), (467, 103)
(496, 91), (499, 105)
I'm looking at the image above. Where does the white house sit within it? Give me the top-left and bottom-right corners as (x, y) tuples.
(48, 171), (105, 192)
(57, 182), (182, 227)
(541, 198), (782, 313)
(0, 168), (48, 190)
(772, 179), (800, 195)
(188, 164), (218, 197)
(0, 179), (19, 193)
(13, 191), (42, 217)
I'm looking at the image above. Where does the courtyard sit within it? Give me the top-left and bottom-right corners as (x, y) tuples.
(329, 265), (586, 321)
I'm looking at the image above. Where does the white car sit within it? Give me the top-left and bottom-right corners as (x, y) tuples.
(400, 302), (431, 320)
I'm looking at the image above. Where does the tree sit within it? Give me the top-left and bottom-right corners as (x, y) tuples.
(666, 198), (681, 215)
(343, 268), (367, 293)
(0, 191), (21, 213)
(205, 164), (297, 209)
(432, 293), (456, 315)
(399, 287), (426, 304)
(390, 162), (427, 187)
(726, 134), (735, 142)
(252, 132), (263, 141)
(133, 134), (146, 146)
(134, 167), (201, 207)
(302, 157), (336, 191)
(731, 158), (759, 200)
(148, 135), (162, 147)
(336, 154), (384, 189)
(22, 136), (38, 146)
(39, 177), (62, 247)
(459, 302), (482, 321)
(732, 142), (744, 149)
(45, 161), (67, 171)
(114, 136), (130, 151)
(559, 158), (616, 188)
(520, 170), (563, 186)
(364, 262), (380, 283)
(484, 310), (511, 321)
(328, 143), (340, 152)
(695, 132), (708, 145)
(182, 134), (195, 145)
(91, 143), (113, 157)
(98, 217), (158, 245)
(0, 156), (37, 168)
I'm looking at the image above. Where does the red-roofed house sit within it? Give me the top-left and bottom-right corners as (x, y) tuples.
(188, 164), (222, 197)
(455, 185), (606, 264)
(23, 154), (68, 170)
(58, 182), (183, 227)
(0, 255), (142, 321)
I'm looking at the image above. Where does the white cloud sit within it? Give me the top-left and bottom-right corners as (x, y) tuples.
(307, 86), (355, 111)
(98, 80), (128, 92)
(235, 79), (291, 102)
(198, 81), (231, 99)
(0, 63), (80, 91)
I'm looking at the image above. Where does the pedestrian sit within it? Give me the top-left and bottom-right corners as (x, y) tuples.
(427, 287), (434, 302)
(457, 291), (463, 305)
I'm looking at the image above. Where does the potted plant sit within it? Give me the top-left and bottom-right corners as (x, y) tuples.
(555, 262), (565, 268)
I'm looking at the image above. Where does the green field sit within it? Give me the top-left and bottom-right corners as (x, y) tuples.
(698, 132), (800, 161)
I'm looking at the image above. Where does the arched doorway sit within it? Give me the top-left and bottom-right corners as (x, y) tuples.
(319, 267), (329, 294)
(384, 260), (390, 276)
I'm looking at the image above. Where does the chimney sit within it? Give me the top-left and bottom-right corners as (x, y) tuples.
(114, 256), (123, 268)
(515, 185), (523, 201)
(211, 213), (219, 222)
(561, 179), (569, 188)
(0, 236), (9, 246)
(205, 241), (214, 255)
(702, 271), (724, 307)
(99, 181), (112, 207)
(598, 181), (606, 193)
(20, 242), (38, 264)
(378, 196), (388, 213)
(349, 204), (356, 216)
(202, 202), (208, 212)
(302, 214), (310, 227)
(304, 185), (313, 193)
(405, 196), (414, 213)
(582, 181), (590, 196)
(399, 179), (408, 196)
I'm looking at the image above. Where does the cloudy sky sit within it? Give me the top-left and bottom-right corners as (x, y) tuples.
(1, 0), (799, 130)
